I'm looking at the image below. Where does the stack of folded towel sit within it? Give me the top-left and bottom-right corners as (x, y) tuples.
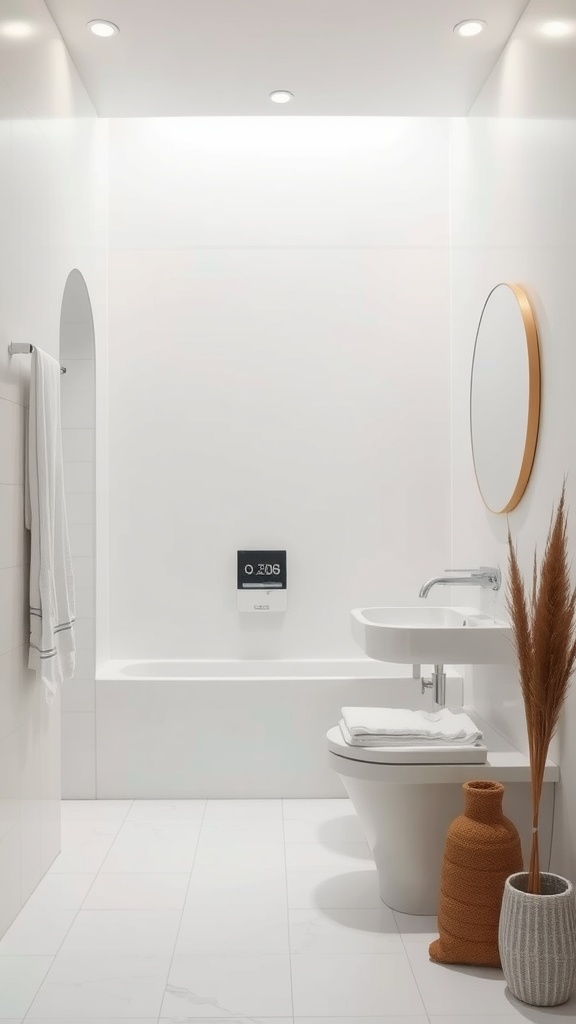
(339, 707), (482, 747)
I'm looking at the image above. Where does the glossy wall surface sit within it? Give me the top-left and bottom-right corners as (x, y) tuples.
(450, 3), (576, 881)
(106, 117), (452, 662)
(0, 0), (106, 933)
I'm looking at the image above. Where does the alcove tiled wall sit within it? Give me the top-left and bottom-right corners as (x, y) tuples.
(0, 0), (106, 937)
(60, 282), (96, 798)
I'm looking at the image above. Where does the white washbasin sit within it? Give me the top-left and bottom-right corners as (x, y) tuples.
(351, 606), (514, 665)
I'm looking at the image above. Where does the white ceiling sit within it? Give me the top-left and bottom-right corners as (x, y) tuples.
(45, 0), (529, 117)
(472, 0), (576, 116)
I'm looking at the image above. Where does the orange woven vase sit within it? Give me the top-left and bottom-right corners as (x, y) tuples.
(429, 780), (523, 967)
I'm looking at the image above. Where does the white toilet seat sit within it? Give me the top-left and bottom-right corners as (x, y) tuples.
(327, 725), (487, 765)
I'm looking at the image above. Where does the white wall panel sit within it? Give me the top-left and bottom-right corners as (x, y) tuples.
(0, 0), (106, 936)
(450, 110), (576, 879)
(106, 117), (452, 663)
(61, 712), (96, 799)
(109, 118), (449, 249)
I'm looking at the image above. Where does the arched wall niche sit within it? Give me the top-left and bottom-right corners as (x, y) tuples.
(59, 269), (97, 798)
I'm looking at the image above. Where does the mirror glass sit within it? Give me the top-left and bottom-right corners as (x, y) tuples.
(470, 283), (540, 514)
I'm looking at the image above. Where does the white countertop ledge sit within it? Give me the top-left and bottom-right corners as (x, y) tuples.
(327, 707), (559, 784)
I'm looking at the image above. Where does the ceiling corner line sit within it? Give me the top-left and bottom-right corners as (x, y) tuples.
(465, 0), (532, 116)
(44, 1), (103, 117)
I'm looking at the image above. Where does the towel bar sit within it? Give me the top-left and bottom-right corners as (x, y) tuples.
(8, 342), (66, 374)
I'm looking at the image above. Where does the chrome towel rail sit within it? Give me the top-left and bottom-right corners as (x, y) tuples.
(8, 342), (66, 374)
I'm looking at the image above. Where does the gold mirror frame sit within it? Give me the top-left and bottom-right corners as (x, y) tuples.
(470, 283), (541, 514)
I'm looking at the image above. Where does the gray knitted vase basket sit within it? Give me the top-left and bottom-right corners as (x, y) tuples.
(499, 872), (576, 1006)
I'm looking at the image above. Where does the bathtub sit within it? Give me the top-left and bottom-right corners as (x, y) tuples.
(94, 659), (463, 798)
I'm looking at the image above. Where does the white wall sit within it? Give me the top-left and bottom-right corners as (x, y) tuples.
(0, 0), (106, 929)
(450, 72), (576, 876)
(106, 117), (452, 662)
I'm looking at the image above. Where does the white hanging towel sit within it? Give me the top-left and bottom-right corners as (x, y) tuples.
(25, 347), (75, 702)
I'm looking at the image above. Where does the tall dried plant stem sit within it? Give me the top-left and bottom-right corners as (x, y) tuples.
(507, 484), (576, 895)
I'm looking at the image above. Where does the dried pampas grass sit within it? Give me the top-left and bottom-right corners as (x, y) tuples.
(508, 483), (576, 894)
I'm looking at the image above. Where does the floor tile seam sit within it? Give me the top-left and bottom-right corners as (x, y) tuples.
(285, 859), (373, 874)
(117, 797), (136, 827)
(194, 837), (287, 847)
(60, 825), (133, 845)
(0, 951), (57, 958)
(18, 806), (137, 1014)
(123, 799), (207, 827)
(157, 796), (210, 1017)
(17, 954), (54, 1023)
(144, 949), (412, 960)
(289, 950), (412, 958)
(61, 816), (135, 836)
(19, 821), (125, 1018)
(281, 798), (296, 1021)
(398, 924), (431, 1020)
(95, 799), (150, 870)
(288, 903), (389, 911)
(93, 866), (195, 872)
(60, 904), (190, 918)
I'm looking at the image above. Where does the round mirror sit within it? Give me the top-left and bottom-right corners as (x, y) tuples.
(470, 283), (540, 514)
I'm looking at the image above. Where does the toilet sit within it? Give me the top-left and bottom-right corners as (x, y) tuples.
(327, 718), (558, 916)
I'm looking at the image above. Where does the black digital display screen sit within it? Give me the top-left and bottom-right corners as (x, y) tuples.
(237, 550), (287, 590)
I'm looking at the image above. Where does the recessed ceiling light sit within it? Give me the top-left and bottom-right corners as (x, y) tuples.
(269, 90), (293, 104)
(0, 20), (34, 38)
(87, 20), (119, 37)
(454, 20), (486, 37)
(541, 20), (573, 37)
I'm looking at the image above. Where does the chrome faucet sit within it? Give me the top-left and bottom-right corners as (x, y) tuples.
(419, 566), (501, 599)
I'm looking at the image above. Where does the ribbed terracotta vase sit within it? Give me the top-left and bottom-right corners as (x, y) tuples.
(429, 781), (523, 967)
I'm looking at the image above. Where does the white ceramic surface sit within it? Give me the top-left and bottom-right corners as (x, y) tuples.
(83, 872), (189, 910)
(291, 953), (425, 1017)
(0, 956), (53, 1017)
(0, 905), (76, 955)
(6, 797), (572, 1021)
(328, 714), (557, 915)
(100, 822), (201, 873)
(27, 954), (172, 1019)
(288, 906), (403, 954)
(93, 665), (462, 797)
(162, 953), (293, 1018)
(352, 605), (514, 664)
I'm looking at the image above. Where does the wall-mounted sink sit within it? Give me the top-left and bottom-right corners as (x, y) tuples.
(352, 606), (514, 665)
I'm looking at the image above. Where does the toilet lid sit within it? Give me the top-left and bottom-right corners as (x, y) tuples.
(326, 726), (488, 765)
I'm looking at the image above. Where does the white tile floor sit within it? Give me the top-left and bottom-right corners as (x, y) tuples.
(0, 798), (574, 1022)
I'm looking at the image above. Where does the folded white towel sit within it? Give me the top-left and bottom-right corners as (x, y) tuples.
(339, 718), (483, 748)
(341, 707), (482, 744)
(25, 347), (75, 703)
